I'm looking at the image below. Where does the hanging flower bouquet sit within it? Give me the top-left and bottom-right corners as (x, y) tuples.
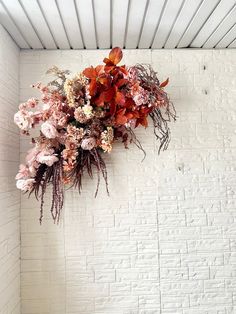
(15, 47), (176, 223)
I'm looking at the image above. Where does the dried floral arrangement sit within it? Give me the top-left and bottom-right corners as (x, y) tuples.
(14, 47), (176, 223)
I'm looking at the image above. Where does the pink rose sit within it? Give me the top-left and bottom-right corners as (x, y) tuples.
(14, 111), (33, 131)
(16, 179), (35, 192)
(37, 155), (59, 167)
(41, 121), (58, 138)
(81, 137), (96, 150)
(37, 149), (59, 167)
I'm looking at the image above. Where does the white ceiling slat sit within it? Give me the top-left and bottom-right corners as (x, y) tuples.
(228, 38), (236, 48)
(178, 0), (220, 48)
(203, 5), (236, 48)
(125, 0), (148, 49)
(20, 0), (57, 49)
(152, 0), (184, 49)
(1, 0), (236, 50)
(1, 0), (43, 48)
(191, 0), (235, 47)
(0, 2), (29, 48)
(216, 24), (236, 48)
(112, 0), (129, 47)
(93, 0), (110, 49)
(164, 0), (203, 49)
(38, 0), (70, 49)
(138, 0), (166, 48)
(57, 0), (83, 49)
(75, 0), (97, 49)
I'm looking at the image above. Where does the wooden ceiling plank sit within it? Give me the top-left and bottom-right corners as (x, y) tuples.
(152, 0), (184, 49)
(75, 0), (97, 49)
(125, 0), (148, 49)
(1, 0), (43, 48)
(178, 0), (220, 48)
(191, 0), (236, 47)
(38, 0), (70, 49)
(203, 5), (236, 48)
(112, 0), (129, 47)
(20, 0), (57, 49)
(216, 23), (236, 48)
(165, 0), (202, 49)
(57, 0), (83, 49)
(0, 2), (29, 48)
(93, 0), (110, 49)
(138, 0), (166, 48)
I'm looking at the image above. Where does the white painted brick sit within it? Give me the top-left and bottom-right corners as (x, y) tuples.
(190, 293), (232, 307)
(95, 270), (115, 283)
(189, 267), (210, 280)
(94, 296), (138, 311)
(161, 281), (203, 294)
(161, 268), (188, 281)
(110, 282), (131, 296)
(161, 295), (189, 309)
(188, 239), (230, 252)
(94, 240), (137, 255)
(131, 281), (159, 295)
(94, 215), (114, 227)
(204, 280), (225, 293)
(117, 269), (158, 282)
(139, 295), (160, 309)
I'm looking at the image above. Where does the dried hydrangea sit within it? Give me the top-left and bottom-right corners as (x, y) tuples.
(100, 127), (114, 153)
(64, 74), (87, 107)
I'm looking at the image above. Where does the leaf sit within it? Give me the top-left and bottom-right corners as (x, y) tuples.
(116, 78), (128, 88)
(98, 74), (111, 88)
(116, 115), (127, 125)
(109, 47), (123, 65)
(102, 88), (115, 102)
(104, 65), (115, 73)
(136, 116), (148, 128)
(109, 100), (117, 116)
(116, 109), (127, 125)
(103, 58), (113, 66)
(115, 91), (125, 105)
(89, 79), (97, 96)
(125, 98), (135, 109)
(160, 78), (169, 88)
(95, 65), (104, 75)
(83, 67), (97, 79)
(95, 87), (115, 106)
(119, 65), (128, 75)
(125, 112), (133, 120)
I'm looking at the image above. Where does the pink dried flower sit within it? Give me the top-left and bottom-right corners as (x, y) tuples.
(14, 111), (33, 131)
(27, 98), (38, 108)
(81, 137), (97, 150)
(133, 91), (149, 106)
(15, 164), (29, 180)
(100, 127), (114, 153)
(41, 121), (58, 138)
(74, 107), (89, 123)
(37, 150), (59, 167)
(16, 179), (35, 192)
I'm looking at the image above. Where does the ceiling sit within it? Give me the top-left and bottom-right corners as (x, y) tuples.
(0, 0), (236, 50)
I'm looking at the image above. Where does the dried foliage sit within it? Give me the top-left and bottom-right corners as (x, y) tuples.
(15, 47), (176, 223)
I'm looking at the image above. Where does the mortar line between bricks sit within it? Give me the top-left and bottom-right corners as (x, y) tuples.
(156, 204), (162, 313)
(63, 192), (67, 313)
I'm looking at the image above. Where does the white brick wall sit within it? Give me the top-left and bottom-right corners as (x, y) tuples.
(0, 25), (20, 314)
(20, 49), (236, 314)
